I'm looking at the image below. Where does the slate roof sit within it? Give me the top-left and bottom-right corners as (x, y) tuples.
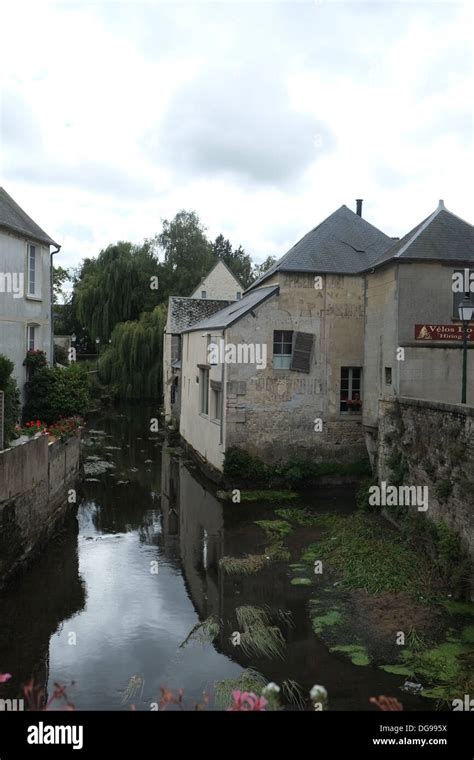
(167, 297), (235, 333)
(0, 187), (59, 247)
(183, 286), (279, 333)
(369, 201), (474, 269)
(247, 205), (394, 290)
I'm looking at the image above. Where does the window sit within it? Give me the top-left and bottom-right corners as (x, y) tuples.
(273, 330), (314, 372)
(211, 381), (222, 421)
(28, 324), (36, 351)
(236, 292), (242, 300)
(27, 244), (36, 296)
(273, 330), (293, 369)
(290, 332), (313, 373)
(171, 335), (181, 362)
(385, 367), (392, 385)
(199, 368), (209, 414)
(340, 367), (362, 413)
(201, 290), (207, 299)
(453, 269), (474, 318)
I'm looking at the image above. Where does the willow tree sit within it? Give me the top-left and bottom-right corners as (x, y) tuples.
(75, 241), (160, 342)
(98, 304), (166, 399)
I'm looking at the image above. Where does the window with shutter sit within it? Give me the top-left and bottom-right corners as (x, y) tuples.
(290, 332), (313, 373)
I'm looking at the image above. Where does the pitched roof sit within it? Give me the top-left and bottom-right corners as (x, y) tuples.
(191, 258), (244, 295)
(247, 205), (393, 290)
(369, 201), (474, 269)
(167, 297), (235, 333)
(0, 187), (59, 247)
(183, 285), (279, 333)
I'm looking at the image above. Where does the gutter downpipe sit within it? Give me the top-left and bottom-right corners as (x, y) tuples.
(50, 244), (61, 366)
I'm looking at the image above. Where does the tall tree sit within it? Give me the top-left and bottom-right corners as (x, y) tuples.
(156, 211), (215, 298)
(74, 241), (160, 341)
(212, 234), (253, 289)
(98, 304), (166, 399)
(252, 255), (277, 282)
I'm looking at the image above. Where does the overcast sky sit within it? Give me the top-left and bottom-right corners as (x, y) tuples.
(0, 0), (472, 273)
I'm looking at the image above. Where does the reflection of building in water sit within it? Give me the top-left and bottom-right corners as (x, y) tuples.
(160, 447), (428, 711)
(0, 516), (86, 708)
(161, 448), (223, 620)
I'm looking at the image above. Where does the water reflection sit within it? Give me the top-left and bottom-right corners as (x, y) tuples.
(0, 405), (428, 711)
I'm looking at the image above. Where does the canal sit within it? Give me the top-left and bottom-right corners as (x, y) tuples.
(0, 404), (430, 711)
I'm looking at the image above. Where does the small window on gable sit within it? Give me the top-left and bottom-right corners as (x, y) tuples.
(236, 292), (242, 300)
(201, 290), (207, 299)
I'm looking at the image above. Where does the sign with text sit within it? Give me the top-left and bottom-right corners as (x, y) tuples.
(415, 324), (474, 342)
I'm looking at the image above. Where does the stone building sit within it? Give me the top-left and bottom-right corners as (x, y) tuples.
(175, 200), (473, 476)
(363, 200), (474, 453)
(163, 260), (243, 423)
(0, 187), (60, 394)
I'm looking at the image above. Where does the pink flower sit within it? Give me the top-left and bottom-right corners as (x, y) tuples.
(227, 690), (268, 711)
(0, 673), (12, 683)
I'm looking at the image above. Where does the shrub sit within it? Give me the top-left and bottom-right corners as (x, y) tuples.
(23, 349), (48, 377)
(0, 354), (20, 447)
(23, 364), (90, 424)
(54, 343), (69, 365)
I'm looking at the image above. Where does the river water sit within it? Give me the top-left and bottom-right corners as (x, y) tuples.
(0, 404), (428, 711)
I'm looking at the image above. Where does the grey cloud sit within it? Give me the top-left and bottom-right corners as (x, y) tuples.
(0, 88), (44, 152)
(145, 64), (335, 186)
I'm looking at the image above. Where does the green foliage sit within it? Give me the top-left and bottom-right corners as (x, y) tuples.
(212, 234), (252, 289)
(253, 255), (277, 281)
(301, 513), (430, 595)
(219, 554), (268, 575)
(235, 605), (286, 660)
(0, 354), (20, 446)
(312, 609), (343, 633)
(434, 479), (452, 501)
(23, 364), (90, 425)
(52, 265), (71, 303)
(179, 616), (221, 648)
(386, 449), (408, 485)
(356, 479), (379, 512)
(75, 241), (160, 342)
(254, 519), (293, 539)
(98, 304), (166, 399)
(23, 349), (48, 375)
(224, 446), (371, 487)
(54, 343), (69, 365)
(240, 490), (299, 503)
(214, 669), (268, 710)
(330, 644), (370, 666)
(223, 446), (269, 481)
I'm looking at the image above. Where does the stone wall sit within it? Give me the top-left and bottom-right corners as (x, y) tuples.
(376, 396), (474, 596)
(0, 432), (81, 589)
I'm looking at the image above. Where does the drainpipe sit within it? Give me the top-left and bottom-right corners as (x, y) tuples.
(50, 244), (61, 365)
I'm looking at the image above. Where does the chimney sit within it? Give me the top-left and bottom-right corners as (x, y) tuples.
(356, 199), (363, 217)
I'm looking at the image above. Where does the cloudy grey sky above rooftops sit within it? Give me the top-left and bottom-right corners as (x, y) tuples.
(0, 0), (472, 272)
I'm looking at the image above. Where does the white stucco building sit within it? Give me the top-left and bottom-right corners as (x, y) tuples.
(0, 187), (60, 394)
(163, 260), (243, 423)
